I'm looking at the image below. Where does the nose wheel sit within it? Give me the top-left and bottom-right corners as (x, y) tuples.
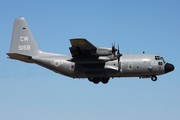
(151, 75), (157, 81)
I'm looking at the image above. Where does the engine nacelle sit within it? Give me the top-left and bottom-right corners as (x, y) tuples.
(91, 47), (112, 56)
(98, 56), (117, 61)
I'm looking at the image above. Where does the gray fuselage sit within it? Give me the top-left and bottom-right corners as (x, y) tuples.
(31, 52), (167, 79)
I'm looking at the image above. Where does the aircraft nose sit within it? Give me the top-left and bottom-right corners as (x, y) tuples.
(165, 63), (174, 73)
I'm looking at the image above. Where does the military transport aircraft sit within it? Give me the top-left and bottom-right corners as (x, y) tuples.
(7, 17), (174, 84)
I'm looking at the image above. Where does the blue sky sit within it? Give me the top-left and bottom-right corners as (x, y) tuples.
(1, 0), (180, 120)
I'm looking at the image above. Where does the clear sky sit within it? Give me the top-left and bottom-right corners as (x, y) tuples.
(1, 0), (180, 120)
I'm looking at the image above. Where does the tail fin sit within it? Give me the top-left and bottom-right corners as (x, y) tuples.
(8, 17), (40, 57)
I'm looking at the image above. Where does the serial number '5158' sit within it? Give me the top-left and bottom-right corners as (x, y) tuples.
(19, 45), (31, 50)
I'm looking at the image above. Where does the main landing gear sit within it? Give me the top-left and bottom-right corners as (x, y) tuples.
(151, 75), (157, 81)
(88, 77), (110, 84)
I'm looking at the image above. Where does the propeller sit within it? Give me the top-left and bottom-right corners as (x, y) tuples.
(116, 44), (122, 70)
(111, 43), (122, 71)
(111, 42), (117, 56)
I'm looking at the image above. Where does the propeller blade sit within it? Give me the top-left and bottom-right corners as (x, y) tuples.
(111, 42), (117, 56)
(117, 44), (119, 54)
(117, 44), (122, 71)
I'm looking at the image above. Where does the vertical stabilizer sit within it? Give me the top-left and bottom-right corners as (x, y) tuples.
(9, 17), (40, 56)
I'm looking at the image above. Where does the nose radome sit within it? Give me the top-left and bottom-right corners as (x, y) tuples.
(165, 63), (175, 73)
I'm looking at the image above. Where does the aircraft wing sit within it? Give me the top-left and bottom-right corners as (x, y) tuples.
(69, 38), (103, 63)
(69, 38), (96, 57)
(70, 38), (96, 51)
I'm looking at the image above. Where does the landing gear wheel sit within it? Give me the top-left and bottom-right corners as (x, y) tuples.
(88, 77), (109, 84)
(101, 78), (110, 84)
(93, 78), (100, 84)
(151, 75), (157, 81)
(88, 77), (94, 82)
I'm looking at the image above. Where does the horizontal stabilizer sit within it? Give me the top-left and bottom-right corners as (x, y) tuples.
(7, 53), (33, 63)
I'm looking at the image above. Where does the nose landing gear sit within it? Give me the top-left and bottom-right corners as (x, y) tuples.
(151, 75), (157, 81)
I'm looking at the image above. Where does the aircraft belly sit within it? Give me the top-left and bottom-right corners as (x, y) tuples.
(72, 63), (120, 78)
(73, 64), (105, 77)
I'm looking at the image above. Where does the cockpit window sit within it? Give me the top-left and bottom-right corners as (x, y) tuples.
(161, 57), (166, 63)
(155, 56), (160, 60)
(158, 62), (163, 65)
(155, 56), (166, 63)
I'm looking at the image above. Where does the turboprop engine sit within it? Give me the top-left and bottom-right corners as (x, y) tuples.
(92, 47), (113, 56)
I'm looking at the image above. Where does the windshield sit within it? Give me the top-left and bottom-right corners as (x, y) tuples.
(161, 57), (166, 63)
(155, 56), (166, 63)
